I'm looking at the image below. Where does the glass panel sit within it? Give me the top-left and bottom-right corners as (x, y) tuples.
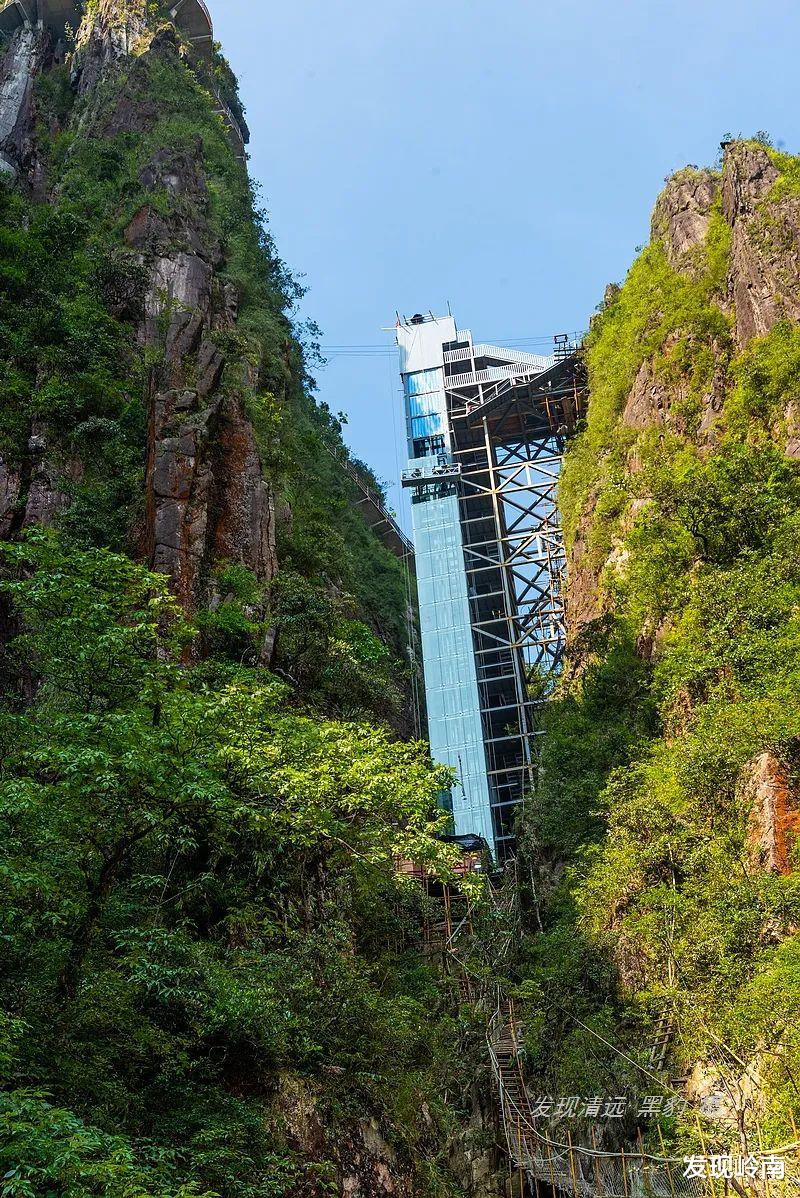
(411, 487), (495, 851)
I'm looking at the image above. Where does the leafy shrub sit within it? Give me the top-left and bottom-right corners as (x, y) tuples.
(0, 536), (462, 1195)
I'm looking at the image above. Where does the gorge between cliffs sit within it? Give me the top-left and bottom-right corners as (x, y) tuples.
(2, 3), (800, 1197)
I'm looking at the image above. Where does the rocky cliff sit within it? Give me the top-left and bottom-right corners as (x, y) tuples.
(0, 0), (410, 693)
(518, 139), (800, 1163)
(0, 4), (272, 614)
(564, 141), (800, 646)
(0, 5), (495, 1197)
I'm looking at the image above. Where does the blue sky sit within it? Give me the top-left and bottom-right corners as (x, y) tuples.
(212, 0), (799, 527)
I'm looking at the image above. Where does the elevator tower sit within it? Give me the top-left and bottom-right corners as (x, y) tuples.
(398, 314), (586, 862)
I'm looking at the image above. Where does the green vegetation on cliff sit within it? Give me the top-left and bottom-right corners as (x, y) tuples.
(516, 149), (800, 1154)
(560, 201), (732, 549)
(0, 9), (463, 1198)
(0, 17), (410, 709)
(0, 535), (465, 1197)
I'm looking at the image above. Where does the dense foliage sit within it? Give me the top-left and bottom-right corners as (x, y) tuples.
(516, 149), (800, 1155)
(0, 536), (463, 1197)
(0, 11), (452, 1197)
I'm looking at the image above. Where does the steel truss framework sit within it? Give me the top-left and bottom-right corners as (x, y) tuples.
(444, 350), (587, 860)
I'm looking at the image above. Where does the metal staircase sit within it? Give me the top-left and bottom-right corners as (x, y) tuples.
(418, 875), (798, 1198)
(324, 442), (414, 565)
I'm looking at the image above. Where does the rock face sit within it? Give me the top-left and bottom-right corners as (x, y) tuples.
(620, 333), (728, 442)
(651, 168), (720, 265)
(564, 525), (602, 646)
(742, 752), (800, 876)
(723, 142), (800, 345)
(0, 24), (48, 178)
(0, 0), (277, 619)
(787, 402), (800, 460)
(73, 0), (153, 95)
(276, 1074), (500, 1198)
(278, 1076), (410, 1197)
(74, 4), (277, 615)
(448, 1082), (505, 1198)
(138, 204), (276, 610)
(565, 141), (800, 648)
(0, 427), (82, 538)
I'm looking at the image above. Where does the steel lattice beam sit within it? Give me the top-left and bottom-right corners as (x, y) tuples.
(445, 351), (587, 859)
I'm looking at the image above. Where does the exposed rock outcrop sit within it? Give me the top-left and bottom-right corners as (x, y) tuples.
(72, 0), (153, 95)
(685, 1057), (761, 1135)
(742, 751), (800, 876)
(787, 402), (800, 459)
(620, 333), (728, 442)
(565, 141), (800, 650)
(447, 1083), (500, 1198)
(0, 459), (20, 538)
(276, 1074), (500, 1198)
(0, 428), (81, 538)
(652, 167), (719, 265)
(87, 13), (277, 614)
(0, 24), (48, 179)
(0, 0), (277, 620)
(278, 1075), (410, 1197)
(564, 523), (602, 643)
(136, 135), (276, 611)
(723, 142), (800, 345)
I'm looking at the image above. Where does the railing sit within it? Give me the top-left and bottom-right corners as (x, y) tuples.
(446, 361), (552, 390)
(193, 0), (212, 26)
(488, 995), (800, 1197)
(429, 881), (799, 1198)
(444, 343), (555, 371)
(324, 443), (414, 560)
(0, 0), (32, 31)
(443, 344), (474, 364)
(449, 354), (585, 433)
(211, 89), (247, 158)
(401, 462), (461, 488)
(170, 0), (212, 30)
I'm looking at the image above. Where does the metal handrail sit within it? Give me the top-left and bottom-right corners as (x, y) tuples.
(446, 361), (552, 389)
(211, 88), (247, 156)
(401, 463), (461, 487)
(0, 0), (32, 29)
(194, 0), (212, 26)
(440, 897), (798, 1197)
(324, 443), (414, 558)
(488, 995), (800, 1196)
(444, 343), (555, 371)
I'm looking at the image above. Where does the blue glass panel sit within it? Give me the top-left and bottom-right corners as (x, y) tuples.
(404, 369), (450, 458)
(411, 487), (495, 852)
(409, 414), (441, 439)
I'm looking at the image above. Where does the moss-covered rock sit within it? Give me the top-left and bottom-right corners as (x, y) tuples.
(517, 140), (800, 1159)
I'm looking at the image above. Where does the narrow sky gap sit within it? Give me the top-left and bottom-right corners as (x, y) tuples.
(212, 0), (800, 531)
